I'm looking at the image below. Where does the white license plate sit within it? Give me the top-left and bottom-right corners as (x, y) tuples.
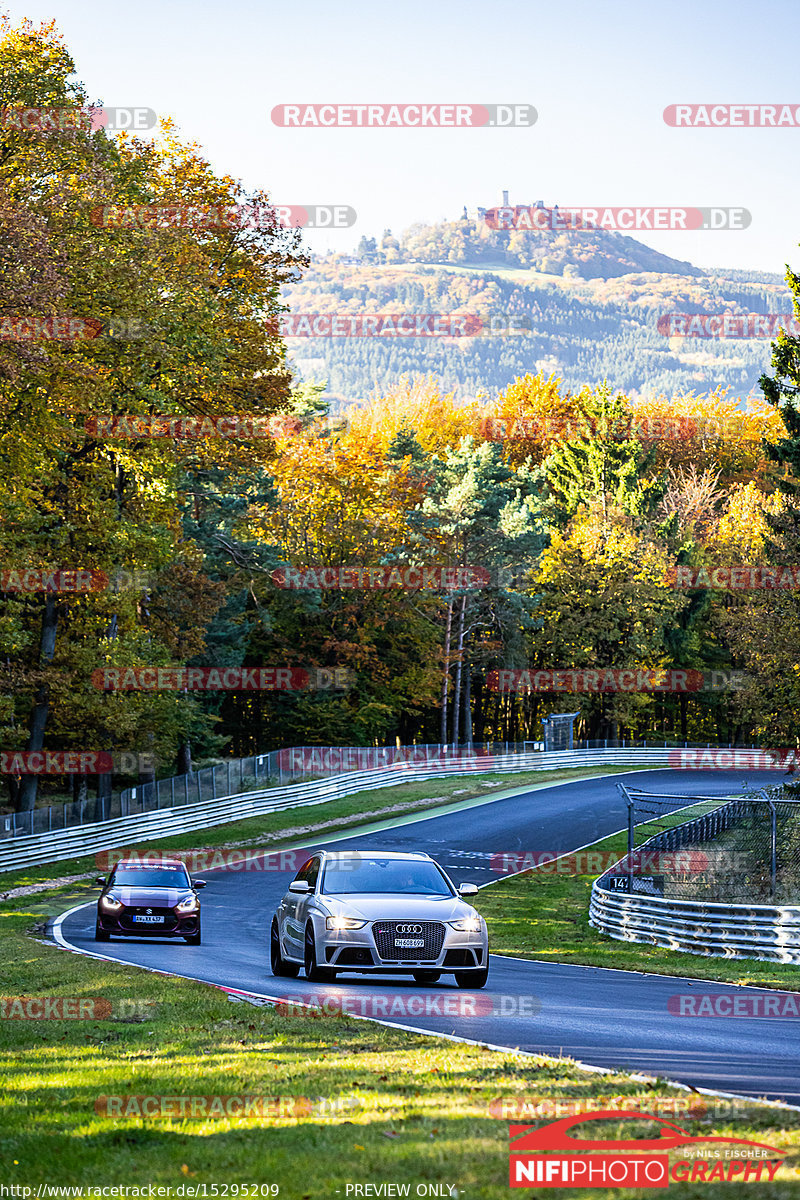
(394, 937), (424, 948)
(133, 915), (165, 924)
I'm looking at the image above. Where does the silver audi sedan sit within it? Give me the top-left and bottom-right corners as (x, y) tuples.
(270, 849), (489, 987)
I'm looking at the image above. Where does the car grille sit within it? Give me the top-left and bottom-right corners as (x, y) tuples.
(120, 906), (178, 931)
(372, 921), (445, 962)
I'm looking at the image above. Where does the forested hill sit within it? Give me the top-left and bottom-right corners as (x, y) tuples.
(282, 211), (788, 403)
(357, 209), (703, 279)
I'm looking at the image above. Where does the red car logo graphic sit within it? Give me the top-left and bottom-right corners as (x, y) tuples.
(510, 1111), (786, 1156)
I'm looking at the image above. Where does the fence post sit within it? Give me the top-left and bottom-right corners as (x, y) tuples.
(770, 801), (777, 900)
(627, 795), (635, 892)
(171, 777), (175, 807)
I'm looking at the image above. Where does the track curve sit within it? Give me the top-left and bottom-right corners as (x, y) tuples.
(56, 768), (800, 1104)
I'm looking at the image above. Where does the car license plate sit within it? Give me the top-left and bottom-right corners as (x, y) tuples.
(394, 937), (424, 948)
(133, 915), (164, 924)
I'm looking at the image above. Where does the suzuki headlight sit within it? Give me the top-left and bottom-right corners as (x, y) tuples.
(449, 916), (481, 932)
(100, 893), (123, 911)
(326, 916), (367, 930)
(175, 895), (199, 913)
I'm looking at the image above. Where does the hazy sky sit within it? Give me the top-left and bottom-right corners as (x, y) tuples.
(5, 0), (799, 273)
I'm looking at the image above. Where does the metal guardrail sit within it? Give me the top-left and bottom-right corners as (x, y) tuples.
(2, 738), (741, 840)
(0, 747), (674, 874)
(590, 806), (800, 963)
(589, 886), (800, 963)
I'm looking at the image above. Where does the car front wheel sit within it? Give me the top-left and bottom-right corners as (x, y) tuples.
(271, 920), (300, 977)
(94, 921), (110, 942)
(454, 967), (488, 989)
(184, 922), (202, 945)
(304, 924), (336, 983)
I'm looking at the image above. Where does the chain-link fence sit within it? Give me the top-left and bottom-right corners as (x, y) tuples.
(609, 784), (800, 903)
(0, 738), (765, 841)
(1, 742), (529, 839)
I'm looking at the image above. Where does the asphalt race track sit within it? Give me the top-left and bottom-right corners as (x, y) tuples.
(56, 768), (800, 1105)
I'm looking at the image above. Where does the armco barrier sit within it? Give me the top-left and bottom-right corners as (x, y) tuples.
(590, 833), (800, 964)
(589, 885), (800, 963)
(0, 748), (674, 874)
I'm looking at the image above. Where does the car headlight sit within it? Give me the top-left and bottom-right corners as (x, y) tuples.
(175, 895), (199, 913)
(100, 894), (123, 911)
(449, 916), (482, 932)
(326, 916), (367, 930)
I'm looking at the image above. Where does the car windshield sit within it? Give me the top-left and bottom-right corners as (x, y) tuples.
(321, 858), (453, 896)
(110, 867), (191, 888)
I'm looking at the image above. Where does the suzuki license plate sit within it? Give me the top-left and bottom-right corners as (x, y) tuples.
(134, 915), (164, 924)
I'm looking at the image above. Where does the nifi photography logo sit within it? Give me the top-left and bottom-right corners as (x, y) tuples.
(508, 1110), (786, 1188)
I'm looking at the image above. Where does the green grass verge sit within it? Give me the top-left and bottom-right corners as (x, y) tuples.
(473, 805), (800, 990)
(1, 896), (799, 1196)
(0, 766), (651, 895)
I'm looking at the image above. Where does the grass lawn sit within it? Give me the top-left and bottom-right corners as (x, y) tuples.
(1, 894), (799, 1197)
(473, 805), (800, 991)
(4, 767), (800, 1195)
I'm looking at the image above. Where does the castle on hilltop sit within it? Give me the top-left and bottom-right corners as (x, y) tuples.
(465, 190), (550, 222)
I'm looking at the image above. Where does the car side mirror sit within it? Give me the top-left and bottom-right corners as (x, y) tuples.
(192, 879), (207, 889)
(458, 882), (478, 896)
(289, 880), (311, 894)
(95, 876), (107, 886)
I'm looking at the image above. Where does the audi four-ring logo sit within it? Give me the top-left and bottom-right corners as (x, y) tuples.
(396, 923), (423, 934)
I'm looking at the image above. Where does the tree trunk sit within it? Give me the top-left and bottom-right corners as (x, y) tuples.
(451, 593), (468, 746)
(464, 668), (473, 749)
(17, 595), (59, 811)
(177, 741), (193, 775)
(439, 600), (453, 745)
(473, 673), (484, 743)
